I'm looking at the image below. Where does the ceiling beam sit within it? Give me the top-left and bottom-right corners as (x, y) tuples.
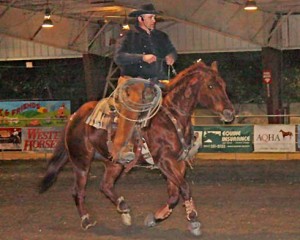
(0, 5), (92, 53)
(0, 0), (17, 18)
(88, 21), (111, 50)
(267, 10), (293, 44)
(163, 15), (262, 47)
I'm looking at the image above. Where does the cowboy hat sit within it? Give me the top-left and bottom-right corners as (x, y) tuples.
(128, 4), (161, 17)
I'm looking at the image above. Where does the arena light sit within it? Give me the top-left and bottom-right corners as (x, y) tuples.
(244, 0), (258, 11)
(122, 22), (130, 30)
(42, 8), (54, 28)
(122, 12), (130, 30)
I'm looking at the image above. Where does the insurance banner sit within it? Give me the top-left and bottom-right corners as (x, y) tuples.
(21, 127), (64, 152)
(194, 125), (253, 152)
(254, 125), (296, 152)
(0, 100), (70, 127)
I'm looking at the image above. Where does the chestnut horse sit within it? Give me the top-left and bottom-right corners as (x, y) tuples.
(39, 61), (235, 236)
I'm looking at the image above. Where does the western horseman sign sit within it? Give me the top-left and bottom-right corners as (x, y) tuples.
(22, 127), (63, 152)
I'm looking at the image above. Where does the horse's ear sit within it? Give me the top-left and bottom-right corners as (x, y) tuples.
(211, 61), (218, 72)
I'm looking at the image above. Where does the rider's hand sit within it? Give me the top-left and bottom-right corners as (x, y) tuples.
(143, 54), (157, 64)
(165, 55), (175, 66)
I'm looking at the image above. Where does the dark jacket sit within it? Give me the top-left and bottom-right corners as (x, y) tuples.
(114, 26), (177, 80)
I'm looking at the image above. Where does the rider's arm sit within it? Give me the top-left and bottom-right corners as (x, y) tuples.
(162, 32), (177, 65)
(114, 32), (143, 66)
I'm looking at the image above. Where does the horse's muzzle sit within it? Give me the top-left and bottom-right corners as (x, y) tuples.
(221, 109), (235, 123)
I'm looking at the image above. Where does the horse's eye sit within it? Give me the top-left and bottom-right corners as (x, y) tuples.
(208, 85), (213, 89)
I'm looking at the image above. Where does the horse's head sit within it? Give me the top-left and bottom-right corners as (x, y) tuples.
(167, 61), (235, 122)
(196, 61), (235, 122)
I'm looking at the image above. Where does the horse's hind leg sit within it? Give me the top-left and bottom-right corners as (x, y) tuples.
(72, 164), (97, 230)
(99, 162), (132, 226)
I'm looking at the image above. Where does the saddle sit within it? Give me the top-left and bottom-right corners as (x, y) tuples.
(85, 98), (155, 165)
(86, 98), (118, 130)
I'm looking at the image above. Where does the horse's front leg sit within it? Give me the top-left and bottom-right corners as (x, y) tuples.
(182, 196), (201, 236)
(99, 162), (132, 226)
(144, 179), (179, 227)
(145, 160), (184, 224)
(145, 160), (201, 236)
(179, 166), (201, 236)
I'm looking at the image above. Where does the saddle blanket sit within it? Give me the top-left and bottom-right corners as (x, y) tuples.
(85, 98), (117, 130)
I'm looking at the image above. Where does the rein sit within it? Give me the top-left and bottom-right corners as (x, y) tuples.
(168, 65), (177, 79)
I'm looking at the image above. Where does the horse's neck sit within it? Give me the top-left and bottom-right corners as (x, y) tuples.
(164, 101), (192, 119)
(163, 91), (196, 120)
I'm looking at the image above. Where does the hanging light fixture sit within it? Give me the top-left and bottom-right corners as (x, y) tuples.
(122, 11), (130, 30)
(42, 7), (54, 28)
(244, 0), (258, 11)
(122, 21), (130, 30)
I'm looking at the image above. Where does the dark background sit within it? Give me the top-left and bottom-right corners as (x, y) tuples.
(1, 50), (299, 112)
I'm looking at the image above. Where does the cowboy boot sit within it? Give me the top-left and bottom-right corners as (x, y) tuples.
(112, 111), (137, 164)
(111, 80), (144, 164)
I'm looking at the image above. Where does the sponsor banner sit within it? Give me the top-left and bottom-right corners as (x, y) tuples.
(0, 100), (70, 127)
(0, 127), (22, 150)
(254, 125), (296, 152)
(22, 127), (63, 152)
(194, 125), (253, 153)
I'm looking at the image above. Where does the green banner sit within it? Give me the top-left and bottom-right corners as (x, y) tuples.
(194, 125), (253, 153)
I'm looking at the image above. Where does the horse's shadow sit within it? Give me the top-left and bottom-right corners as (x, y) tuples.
(91, 223), (195, 240)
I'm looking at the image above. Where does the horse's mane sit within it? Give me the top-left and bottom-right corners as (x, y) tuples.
(167, 61), (208, 92)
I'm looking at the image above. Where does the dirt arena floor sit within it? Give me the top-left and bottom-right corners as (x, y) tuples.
(0, 158), (299, 240)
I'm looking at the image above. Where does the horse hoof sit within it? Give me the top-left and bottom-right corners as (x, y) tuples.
(81, 220), (97, 230)
(81, 215), (97, 230)
(144, 213), (156, 227)
(121, 213), (132, 226)
(188, 221), (201, 236)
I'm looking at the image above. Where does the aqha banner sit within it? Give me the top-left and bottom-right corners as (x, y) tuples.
(22, 127), (63, 152)
(254, 125), (296, 152)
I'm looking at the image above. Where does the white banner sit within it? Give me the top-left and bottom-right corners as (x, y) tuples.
(254, 125), (296, 152)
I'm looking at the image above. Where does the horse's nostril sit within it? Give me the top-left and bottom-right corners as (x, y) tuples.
(223, 109), (235, 122)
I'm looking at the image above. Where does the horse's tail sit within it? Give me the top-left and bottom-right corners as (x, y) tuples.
(39, 128), (69, 193)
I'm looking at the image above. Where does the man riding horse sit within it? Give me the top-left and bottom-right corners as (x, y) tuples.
(112, 4), (177, 164)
